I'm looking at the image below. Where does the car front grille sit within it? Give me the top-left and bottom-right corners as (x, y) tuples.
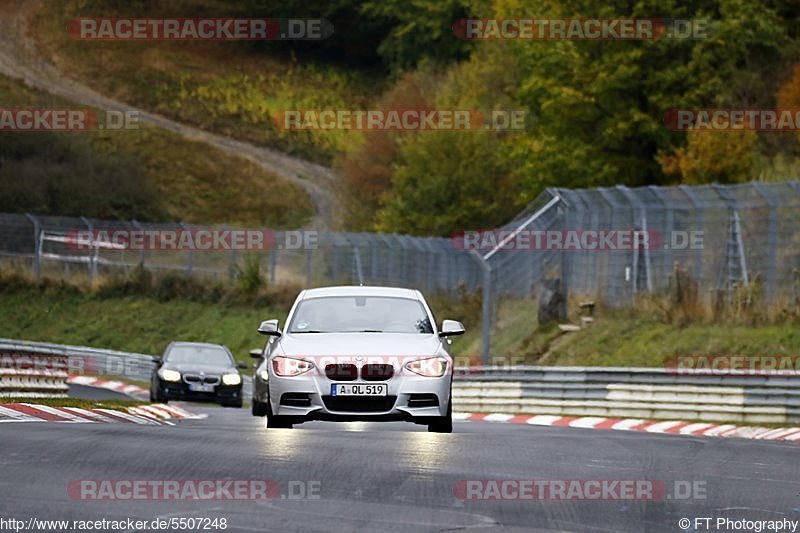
(325, 364), (357, 381)
(321, 395), (397, 413)
(183, 374), (220, 385)
(360, 364), (394, 381)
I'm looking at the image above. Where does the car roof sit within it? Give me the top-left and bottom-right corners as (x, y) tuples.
(168, 342), (227, 349)
(300, 285), (421, 300)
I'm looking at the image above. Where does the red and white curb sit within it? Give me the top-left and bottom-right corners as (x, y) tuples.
(455, 413), (800, 442)
(67, 375), (149, 401)
(0, 403), (175, 425)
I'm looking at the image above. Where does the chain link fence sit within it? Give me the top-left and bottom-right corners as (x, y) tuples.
(1, 180), (799, 362)
(0, 214), (482, 294)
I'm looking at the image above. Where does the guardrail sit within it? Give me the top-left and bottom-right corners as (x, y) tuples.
(0, 338), (154, 398)
(0, 338), (255, 399)
(3, 340), (797, 424)
(452, 366), (800, 424)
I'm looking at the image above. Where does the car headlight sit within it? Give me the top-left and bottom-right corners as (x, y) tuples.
(272, 356), (315, 377)
(405, 356), (449, 377)
(259, 370), (270, 381)
(158, 368), (181, 382)
(222, 373), (242, 386)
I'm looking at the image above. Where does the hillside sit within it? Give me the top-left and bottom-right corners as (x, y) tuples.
(23, 0), (800, 235)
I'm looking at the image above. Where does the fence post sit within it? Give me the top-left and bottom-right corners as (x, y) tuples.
(24, 214), (41, 279)
(131, 219), (146, 267)
(679, 185), (704, 284)
(305, 247), (313, 285)
(179, 222), (193, 275)
(752, 182), (778, 298)
(270, 246), (278, 284)
(471, 251), (492, 365)
(352, 246), (364, 284)
(558, 202), (569, 319)
(80, 216), (97, 279)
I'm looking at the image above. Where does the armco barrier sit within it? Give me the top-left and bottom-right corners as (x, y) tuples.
(453, 366), (800, 425)
(0, 338), (154, 398)
(0, 368), (69, 397)
(2, 341), (797, 424)
(0, 338), (254, 399)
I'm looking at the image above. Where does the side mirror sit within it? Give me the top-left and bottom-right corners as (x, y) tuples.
(237, 361), (248, 369)
(439, 319), (465, 337)
(257, 319), (282, 337)
(152, 357), (163, 365)
(249, 348), (264, 359)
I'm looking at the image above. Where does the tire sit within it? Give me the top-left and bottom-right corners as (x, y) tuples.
(155, 385), (168, 403)
(149, 387), (156, 402)
(223, 399), (243, 408)
(428, 397), (453, 433)
(263, 395), (294, 428)
(251, 398), (269, 417)
(267, 416), (293, 429)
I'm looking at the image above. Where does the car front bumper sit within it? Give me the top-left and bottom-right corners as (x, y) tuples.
(158, 379), (242, 403)
(257, 372), (451, 422)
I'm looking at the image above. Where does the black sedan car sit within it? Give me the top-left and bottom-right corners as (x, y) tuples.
(150, 342), (246, 407)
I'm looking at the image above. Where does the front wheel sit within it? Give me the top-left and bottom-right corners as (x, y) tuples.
(155, 386), (168, 403)
(266, 416), (294, 429)
(261, 391), (293, 428)
(251, 398), (269, 417)
(428, 397), (452, 433)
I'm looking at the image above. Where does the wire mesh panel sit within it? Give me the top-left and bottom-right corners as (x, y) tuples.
(1, 180), (799, 362)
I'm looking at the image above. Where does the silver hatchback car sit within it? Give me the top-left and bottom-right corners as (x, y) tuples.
(250, 286), (464, 432)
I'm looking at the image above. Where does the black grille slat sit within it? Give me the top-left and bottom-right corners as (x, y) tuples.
(183, 374), (219, 385)
(326, 364), (358, 381)
(361, 364), (394, 381)
(322, 395), (397, 412)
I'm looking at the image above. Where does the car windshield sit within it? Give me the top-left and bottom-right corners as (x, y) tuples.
(166, 345), (232, 366)
(288, 296), (433, 334)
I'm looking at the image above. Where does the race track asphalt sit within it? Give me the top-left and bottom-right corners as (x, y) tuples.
(2, 401), (799, 532)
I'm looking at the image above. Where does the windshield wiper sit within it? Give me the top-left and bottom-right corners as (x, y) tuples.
(358, 329), (383, 333)
(292, 330), (324, 333)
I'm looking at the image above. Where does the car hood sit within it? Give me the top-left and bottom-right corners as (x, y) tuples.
(277, 333), (444, 358)
(163, 362), (237, 375)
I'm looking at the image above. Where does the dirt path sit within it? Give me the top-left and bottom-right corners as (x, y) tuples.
(0, 1), (339, 229)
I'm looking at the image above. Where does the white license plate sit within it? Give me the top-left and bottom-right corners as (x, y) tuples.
(189, 383), (215, 393)
(331, 383), (387, 396)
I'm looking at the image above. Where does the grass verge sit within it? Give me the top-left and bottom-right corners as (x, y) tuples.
(533, 317), (800, 367)
(0, 397), (145, 410)
(4, 270), (795, 368)
(0, 271), (291, 363)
